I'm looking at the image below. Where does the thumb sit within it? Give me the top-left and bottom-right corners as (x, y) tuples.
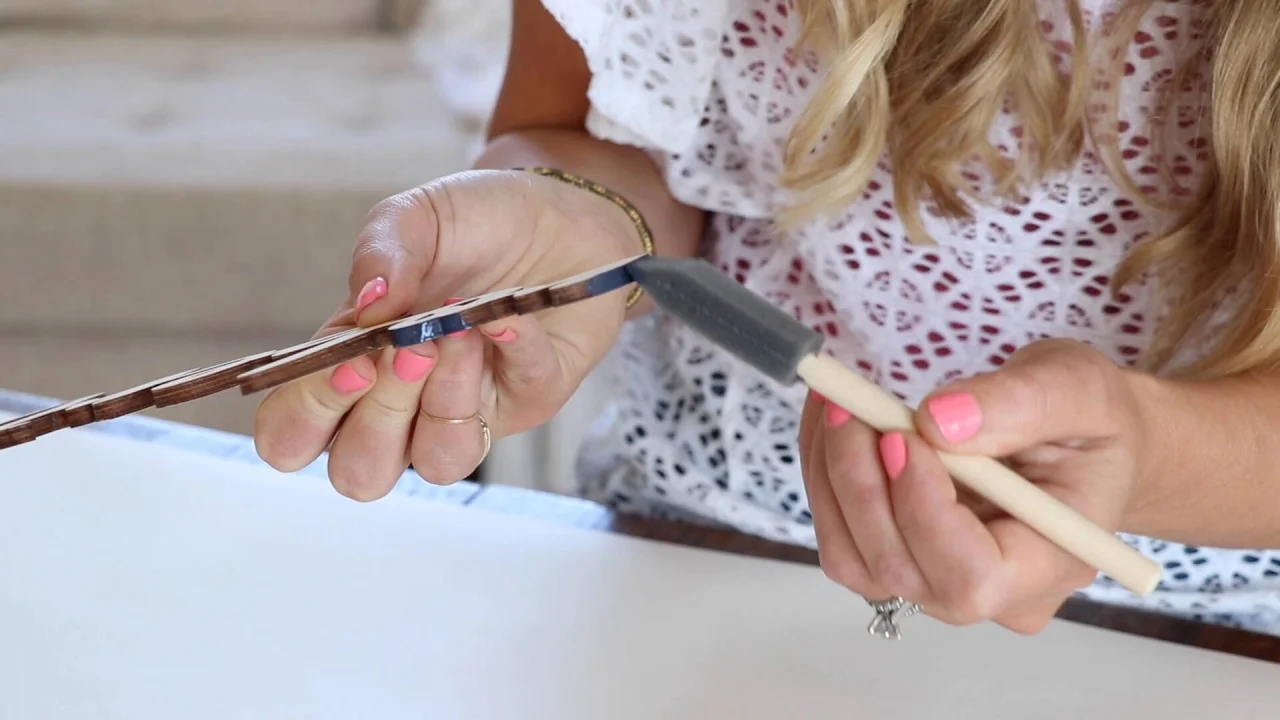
(914, 340), (1129, 457)
(348, 189), (438, 326)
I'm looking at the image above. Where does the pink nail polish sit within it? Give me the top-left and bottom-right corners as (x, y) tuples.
(485, 328), (517, 343)
(354, 277), (388, 319)
(331, 363), (371, 394)
(927, 392), (982, 443)
(825, 402), (851, 428)
(879, 432), (908, 481)
(392, 348), (436, 382)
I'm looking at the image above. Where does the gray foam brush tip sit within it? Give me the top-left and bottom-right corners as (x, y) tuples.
(627, 256), (824, 385)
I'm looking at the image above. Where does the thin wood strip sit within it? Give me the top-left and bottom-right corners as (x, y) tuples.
(237, 327), (393, 395)
(0, 394), (105, 449)
(0, 423), (36, 450)
(268, 327), (365, 360)
(90, 366), (216, 422)
(387, 290), (523, 347)
(546, 257), (638, 308)
(58, 394), (104, 429)
(509, 256), (639, 317)
(235, 306), (464, 395)
(0, 258), (645, 449)
(152, 352), (277, 407)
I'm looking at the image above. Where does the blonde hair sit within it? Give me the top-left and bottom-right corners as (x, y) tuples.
(781, 0), (1280, 377)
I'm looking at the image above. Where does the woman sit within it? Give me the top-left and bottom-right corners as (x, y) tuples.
(252, 0), (1280, 636)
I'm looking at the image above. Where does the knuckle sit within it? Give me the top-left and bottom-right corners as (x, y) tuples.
(1065, 562), (1099, 590)
(363, 389), (419, 418)
(494, 404), (552, 438)
(1002, 371), (1051, 421)
(365, 189), (418, 223)
(871, 556), (922, 598)
(497, 354), (560, 390)
(941, 576), (1004, 625)
(412, 444), (476, 485)
(300, 383), (354, 418)
(847, 475), (886, 511)
(425, 371), (473, 400)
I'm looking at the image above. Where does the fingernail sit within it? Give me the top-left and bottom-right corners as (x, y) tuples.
(354, 277), (388, 318)
(926, 392), (982, 443)
(879, 432), (907, 481)
(331, 363), (371, 393)
(484, 327), (517, 342)
(825, 402), (851, 428)
(392, 348), (436, 382)
(810, 390), (827, 403)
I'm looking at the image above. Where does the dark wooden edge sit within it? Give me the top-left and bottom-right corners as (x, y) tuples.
(0, 424), (36, 449)
(0, 260), (643, 450)
(152, 353), (275, 407)
(238, 329), (392, 395)
(461, 484), (1280, 665)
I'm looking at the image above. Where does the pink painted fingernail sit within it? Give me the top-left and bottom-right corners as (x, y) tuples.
(331, 363), (371, 393)
(825, 402), (851, 428)
(926, 392), (982, 443)
(810, 390), (827, 403)
(392, 348), (436, 382)
(485, 327), (517, 343)
(354, 277), (388, 319)
(879, 432), (907, 481)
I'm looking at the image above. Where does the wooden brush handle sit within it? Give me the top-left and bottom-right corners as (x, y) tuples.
(795, 353), (1162, 596)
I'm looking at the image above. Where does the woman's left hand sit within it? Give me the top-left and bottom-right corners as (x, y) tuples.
(798, 339), (1158, 634)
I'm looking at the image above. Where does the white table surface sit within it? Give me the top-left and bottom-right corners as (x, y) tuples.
(0, 411), (1276, 719)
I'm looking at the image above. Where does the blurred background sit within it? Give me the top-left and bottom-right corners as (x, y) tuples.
(0, 0), (607, 495)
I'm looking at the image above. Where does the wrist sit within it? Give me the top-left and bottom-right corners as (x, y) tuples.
(523, 167), (656, 316)
(1116, 367), (1181, 535)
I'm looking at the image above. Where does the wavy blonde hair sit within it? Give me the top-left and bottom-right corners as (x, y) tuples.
(781, 0), (1280, 377)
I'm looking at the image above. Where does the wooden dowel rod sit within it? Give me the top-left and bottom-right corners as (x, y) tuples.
(795, 353), (1162, 596)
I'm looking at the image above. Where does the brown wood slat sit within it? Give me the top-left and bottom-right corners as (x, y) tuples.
(152, 352), (276, 407)
(0, 258), (640, 448)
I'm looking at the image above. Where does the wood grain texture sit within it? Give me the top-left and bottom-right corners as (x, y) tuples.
(464, 484), (1280, 665)
(0, 394), (104, 449)
(236, 327), (393, 395)
(0, 258), (641, 450)
(152, 352), (276, 407)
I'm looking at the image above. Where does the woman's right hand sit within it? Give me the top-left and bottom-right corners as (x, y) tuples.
(252, 168), (645, 500)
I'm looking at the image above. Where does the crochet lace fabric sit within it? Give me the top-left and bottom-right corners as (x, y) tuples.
(545, 0), (1280, 634)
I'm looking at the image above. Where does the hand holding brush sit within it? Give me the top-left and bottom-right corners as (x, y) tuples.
(629, 255), (1163, 611)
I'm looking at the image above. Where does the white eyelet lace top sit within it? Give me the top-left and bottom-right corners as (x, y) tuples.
(542, 0), (1280, 635)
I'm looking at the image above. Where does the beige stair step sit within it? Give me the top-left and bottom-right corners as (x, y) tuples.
(0, 30), (483, 331)
(0, 0), (419, 34)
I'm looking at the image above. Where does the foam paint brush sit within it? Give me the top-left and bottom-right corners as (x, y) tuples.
(628, 255), (1162, 597)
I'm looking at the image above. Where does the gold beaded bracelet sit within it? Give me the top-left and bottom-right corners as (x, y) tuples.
(517, 167), (655, 309)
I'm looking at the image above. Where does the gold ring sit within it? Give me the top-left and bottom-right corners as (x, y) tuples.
(420, 410), (478, 425)
(477, 413), (491, 464)
(419, 410), (491, 464)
